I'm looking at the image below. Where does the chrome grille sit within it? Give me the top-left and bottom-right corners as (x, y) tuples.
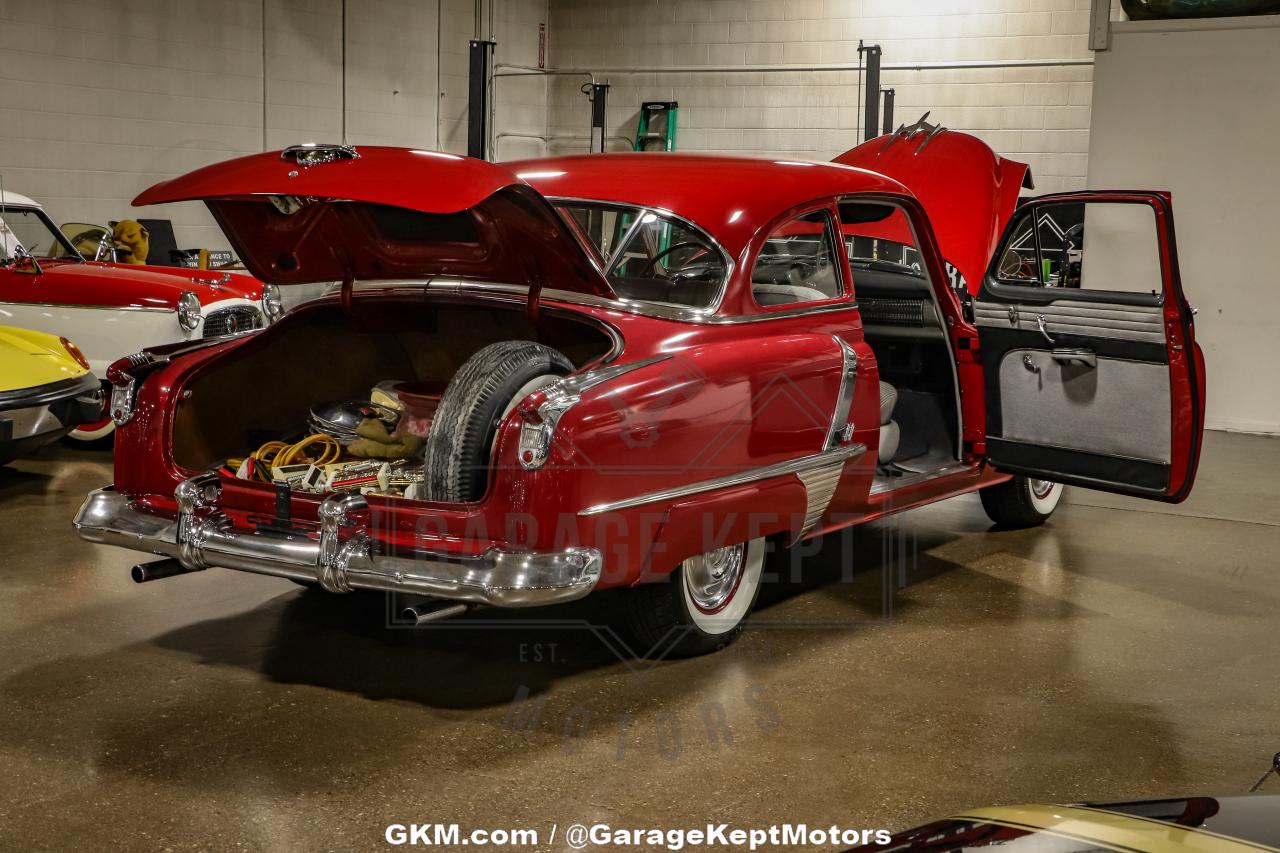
(203, 306), (263, 338)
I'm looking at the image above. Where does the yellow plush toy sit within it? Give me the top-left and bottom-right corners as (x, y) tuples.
(111, 220), (149, 264)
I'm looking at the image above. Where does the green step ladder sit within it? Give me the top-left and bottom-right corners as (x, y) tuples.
(634, 101), (678, 152)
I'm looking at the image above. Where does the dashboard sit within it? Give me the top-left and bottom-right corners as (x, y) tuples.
(851, 262), (946, 341)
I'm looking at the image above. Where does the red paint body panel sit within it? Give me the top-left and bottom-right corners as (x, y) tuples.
(134, 148), (612, 297)
(0, 259), (261, 310)
(511, 152), (910, 262)
(642, 478), (810, 579)
(835, 131), (1030, 292)
(135, 147), (518, 213)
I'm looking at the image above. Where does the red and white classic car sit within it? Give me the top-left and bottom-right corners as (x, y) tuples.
(73, 129), (1205, 656)
(0, 191), (279, 441)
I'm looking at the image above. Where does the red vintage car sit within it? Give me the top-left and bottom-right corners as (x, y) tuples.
(73, 129), (1205, 657)
(0, 191), (279, 442)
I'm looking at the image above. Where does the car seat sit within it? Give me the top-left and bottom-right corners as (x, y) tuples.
(878, 381), (899, 464)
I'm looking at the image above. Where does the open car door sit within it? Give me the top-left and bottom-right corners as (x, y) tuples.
(974, 191), (1205, 502)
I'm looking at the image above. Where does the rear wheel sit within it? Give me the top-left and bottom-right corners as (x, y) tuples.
(980, 475), (1063, 528)
(424, 340), (572, 503)
(623, 537), (765, 658)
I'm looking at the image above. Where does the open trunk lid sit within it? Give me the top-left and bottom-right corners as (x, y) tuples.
(134, 144), (613, 300)
(834, 117), (1032, 291)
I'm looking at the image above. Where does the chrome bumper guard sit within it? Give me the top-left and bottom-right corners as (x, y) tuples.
(72, 474), (602, 607)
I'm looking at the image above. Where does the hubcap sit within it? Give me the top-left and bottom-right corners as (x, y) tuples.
(1030, 479), (1056, 499)
(684, 543), (746, 613)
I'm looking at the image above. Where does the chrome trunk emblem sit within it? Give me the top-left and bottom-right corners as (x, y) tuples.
(281, 143), (361, 168)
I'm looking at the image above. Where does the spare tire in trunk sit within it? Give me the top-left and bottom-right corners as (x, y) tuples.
(424, 340), (572, 502)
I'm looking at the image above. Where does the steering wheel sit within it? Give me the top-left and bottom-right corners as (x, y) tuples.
(636, 241), (707, 276)
(997, 247), (1035, 280)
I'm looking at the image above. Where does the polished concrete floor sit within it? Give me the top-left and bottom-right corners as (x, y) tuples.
(1, 431), (1277, 850)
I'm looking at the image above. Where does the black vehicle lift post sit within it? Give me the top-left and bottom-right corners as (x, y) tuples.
(858, 42), (882, 142)
(587, 82), (610, 153)
(881, 87), (895, 134)
(467, 39), (496, 160)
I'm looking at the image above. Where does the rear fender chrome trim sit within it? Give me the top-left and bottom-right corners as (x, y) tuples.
(825, 336), (858, 449)
(796, 461), (846, 538)
(578, 443), (866, 517)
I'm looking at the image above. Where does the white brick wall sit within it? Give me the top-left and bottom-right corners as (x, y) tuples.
(0, 0), (546, 250)
(545, 0), (1095, 192)
(0, 0), (1092, 252)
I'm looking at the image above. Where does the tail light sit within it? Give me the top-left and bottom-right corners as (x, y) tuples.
(105, 352), (165, 427)
(515, 356), (669, 470)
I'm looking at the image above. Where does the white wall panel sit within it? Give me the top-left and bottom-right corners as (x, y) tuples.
(0, 0), (545, 251)
(545, 0), (1095, 193)
(1088, 18), (1280, 434)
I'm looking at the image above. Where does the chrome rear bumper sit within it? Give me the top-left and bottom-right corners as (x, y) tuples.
(73, 474), (602, 607)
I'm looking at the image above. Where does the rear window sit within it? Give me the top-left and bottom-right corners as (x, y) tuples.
(555, 202), (727, 310)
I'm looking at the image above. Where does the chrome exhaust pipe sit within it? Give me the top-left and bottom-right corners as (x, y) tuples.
(131, 558), (201, 583)
(400, 600), (469, 625)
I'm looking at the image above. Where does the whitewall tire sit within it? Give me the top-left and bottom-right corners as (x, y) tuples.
(623, 537), (766, 658)
(980, 475), (1063, 528)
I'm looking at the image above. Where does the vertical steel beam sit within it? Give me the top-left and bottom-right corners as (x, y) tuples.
(589, 82), (610, 153)
(467, 39), (495, 160)
(881, 87), (895, 135)
(1089, 0), (1111, 50)
(859, 43), (882, 142)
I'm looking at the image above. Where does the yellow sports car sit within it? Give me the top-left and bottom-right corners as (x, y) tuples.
(0, 326), (103, 464)
(849, 796), (1280, 853)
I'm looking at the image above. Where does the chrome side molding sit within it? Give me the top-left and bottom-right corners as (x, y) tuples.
(578, 443), (866, 517)
(826, 336), (859, 450)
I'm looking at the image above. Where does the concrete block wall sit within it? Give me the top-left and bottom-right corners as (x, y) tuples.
(0, 0), (546, 251)
(439, 0), (550, 159)
(545, 0), (1095, 192)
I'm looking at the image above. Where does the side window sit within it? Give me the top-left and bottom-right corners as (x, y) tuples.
(751, 210), (844, 307)
(995, 200), (1164, 296)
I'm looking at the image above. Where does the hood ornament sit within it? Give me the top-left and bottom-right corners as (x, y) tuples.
(881, 112), (947, 155)
(190, 272), (232, 289)
(281, 143), (361, 169)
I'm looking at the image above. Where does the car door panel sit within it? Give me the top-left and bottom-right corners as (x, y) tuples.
(976, 191), (1203, 502)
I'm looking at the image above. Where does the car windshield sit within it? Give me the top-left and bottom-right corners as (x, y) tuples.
(838, 200), (925, 275)
(0, 207), (81, 262)
(555, 202), (727, 310)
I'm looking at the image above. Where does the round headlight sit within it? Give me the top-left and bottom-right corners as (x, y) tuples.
(261, 282), (284, 320)
(177, 290), (202, 332)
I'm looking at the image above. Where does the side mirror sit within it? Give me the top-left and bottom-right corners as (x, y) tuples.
(5, 246), (42, 275)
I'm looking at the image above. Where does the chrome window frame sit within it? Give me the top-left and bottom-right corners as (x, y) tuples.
(0, 204), (83, 262)
(339, 277), (861, 326)
(547, 196), (735, 319)
(835, 192), (965, 469)
(748, 203), (850, 311)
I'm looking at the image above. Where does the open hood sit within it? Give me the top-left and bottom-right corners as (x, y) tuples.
(134, 145), (614, 299)
(834, 118), (1032, 290)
